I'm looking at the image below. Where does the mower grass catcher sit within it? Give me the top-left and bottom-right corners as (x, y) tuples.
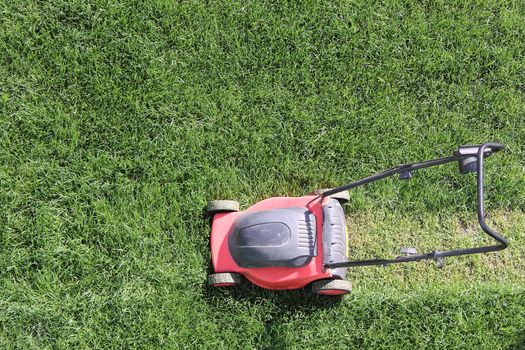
(206, 143), (508, 296)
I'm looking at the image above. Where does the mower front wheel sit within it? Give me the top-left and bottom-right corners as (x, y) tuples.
(311, 279), (352, 296)
(208, 273), (242, 287)
(313, 188), (350, 204)
(207, 200), (240, 215)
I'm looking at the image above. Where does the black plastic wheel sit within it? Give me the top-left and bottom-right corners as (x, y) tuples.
(206, 200), (240, 215)
(313, 188), (350, 204)
(207, 273), (242, 287)
(400, 247), (417, 256)
(311, 279), (352, 296)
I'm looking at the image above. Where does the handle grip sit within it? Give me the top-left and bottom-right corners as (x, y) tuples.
(477, 143), (508, 248)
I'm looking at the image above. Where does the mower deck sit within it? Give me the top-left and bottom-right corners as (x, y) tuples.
(210, 195), (347, 290)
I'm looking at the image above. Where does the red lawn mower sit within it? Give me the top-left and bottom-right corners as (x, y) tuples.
(206, 142), (508, 296)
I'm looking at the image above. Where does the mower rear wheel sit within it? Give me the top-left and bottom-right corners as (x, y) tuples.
(313, 188), (350, 204)
(207, 273), (242, 287)
(207, 200), (240, 215)
(311, 279), (352, 296)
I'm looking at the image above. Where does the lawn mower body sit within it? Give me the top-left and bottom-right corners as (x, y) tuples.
(210, 195), (347, 290)
(207, 142), (509, 295)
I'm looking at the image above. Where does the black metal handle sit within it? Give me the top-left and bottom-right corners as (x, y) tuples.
(325, 142), (508, 269)
(476, 143), (507, 248)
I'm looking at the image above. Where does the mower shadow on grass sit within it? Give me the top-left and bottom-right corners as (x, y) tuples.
(510, 331), (525, 350)
(202, 270), (343, 349)
(202, 278), (343, 349)
(202, 266), (344, 309)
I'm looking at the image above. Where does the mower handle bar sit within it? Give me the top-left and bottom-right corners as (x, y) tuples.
(323, 142), (508, 269)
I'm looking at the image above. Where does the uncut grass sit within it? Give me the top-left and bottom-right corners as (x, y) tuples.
(1, 0), (525, 349)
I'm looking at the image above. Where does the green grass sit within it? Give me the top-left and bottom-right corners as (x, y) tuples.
(1, 0), (525, 348)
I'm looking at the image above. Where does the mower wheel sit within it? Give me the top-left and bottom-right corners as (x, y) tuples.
(207, 200), (240, 215)
(208, 273), (242, 287)
(313, 188), (350, 204)
(311, 279), (352, 296)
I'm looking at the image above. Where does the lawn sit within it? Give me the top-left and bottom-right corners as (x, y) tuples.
(0, 0), (524, 348)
